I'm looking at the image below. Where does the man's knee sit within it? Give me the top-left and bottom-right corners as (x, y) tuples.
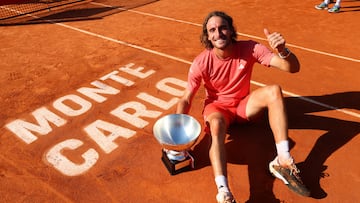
(205, 114), (227, 136)
(209, 117), (226, 129)
(267, 85), (283, 102)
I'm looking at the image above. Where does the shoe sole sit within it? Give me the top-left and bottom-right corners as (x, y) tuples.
(269, 161), (311, 197)
(315, 5), (328, 10)
(269, 161), (289, 184)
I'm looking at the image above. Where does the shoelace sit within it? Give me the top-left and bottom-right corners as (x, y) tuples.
(289, 164), (300, 175)
(289, 164), (304, 183)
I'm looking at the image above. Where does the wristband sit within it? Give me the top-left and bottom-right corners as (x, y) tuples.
(278, 47), (291, 59)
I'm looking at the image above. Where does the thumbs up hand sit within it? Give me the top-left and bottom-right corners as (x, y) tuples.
(264, 28), (286, 53)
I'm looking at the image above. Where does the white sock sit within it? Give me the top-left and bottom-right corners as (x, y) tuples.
(215, 175), (229, 192)
(276, 140), (291, 163)
(324, 0), (330, 4)
(335, 0), (341, 7)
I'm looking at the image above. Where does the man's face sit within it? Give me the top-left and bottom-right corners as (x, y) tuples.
(206, 16), (232, 49)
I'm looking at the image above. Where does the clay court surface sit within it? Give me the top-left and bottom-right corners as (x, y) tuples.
(1, 0), (360, 202)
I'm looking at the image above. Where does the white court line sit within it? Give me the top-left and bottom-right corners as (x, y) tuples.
(3, 4), (360, 119)
(91, 2), (360, 63)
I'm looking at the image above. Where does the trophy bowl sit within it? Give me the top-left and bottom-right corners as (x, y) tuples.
(153, 114), (201, 152)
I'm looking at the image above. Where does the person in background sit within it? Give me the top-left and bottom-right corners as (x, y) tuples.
(315, 0), (342, 13)
(176, 11), (310, 203)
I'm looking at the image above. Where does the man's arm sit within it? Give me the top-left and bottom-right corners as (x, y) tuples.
(269, 51), (300, 73)
(176, 89), (195, 114)
(264, 28), (300, 73)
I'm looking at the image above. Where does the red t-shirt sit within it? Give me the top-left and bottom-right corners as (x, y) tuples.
(187, 40), (274, 106)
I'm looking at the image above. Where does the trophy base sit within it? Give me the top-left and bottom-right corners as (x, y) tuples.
(161, 149), (194, 175)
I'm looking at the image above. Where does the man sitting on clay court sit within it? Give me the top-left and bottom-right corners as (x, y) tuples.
(176, 11), (310, 203)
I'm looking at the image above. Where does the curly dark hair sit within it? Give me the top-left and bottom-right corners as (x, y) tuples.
(200, 11), (237, 49)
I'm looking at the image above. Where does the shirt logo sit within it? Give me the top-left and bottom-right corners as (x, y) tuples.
(238, 64), (245, 70)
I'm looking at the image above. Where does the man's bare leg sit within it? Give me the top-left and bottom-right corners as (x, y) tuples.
(244, 85), (310, 196)
(245, 85), (291, 163)
(206, 112), (235, 202)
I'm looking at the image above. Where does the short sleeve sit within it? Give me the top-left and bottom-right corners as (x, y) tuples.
(186, 60), (202, 93)
(253, 43), (275, 67)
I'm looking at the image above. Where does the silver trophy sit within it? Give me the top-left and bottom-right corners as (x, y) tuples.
(153, 114), (201, 175)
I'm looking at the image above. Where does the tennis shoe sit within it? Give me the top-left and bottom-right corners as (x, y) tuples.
(315, 2), (328, 10)
(216, 189), (236, 203)
(328, 5), (340, 13)
(269, 157), (310, 197)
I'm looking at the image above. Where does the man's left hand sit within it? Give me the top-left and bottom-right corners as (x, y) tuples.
(264, 28), (286, 53)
